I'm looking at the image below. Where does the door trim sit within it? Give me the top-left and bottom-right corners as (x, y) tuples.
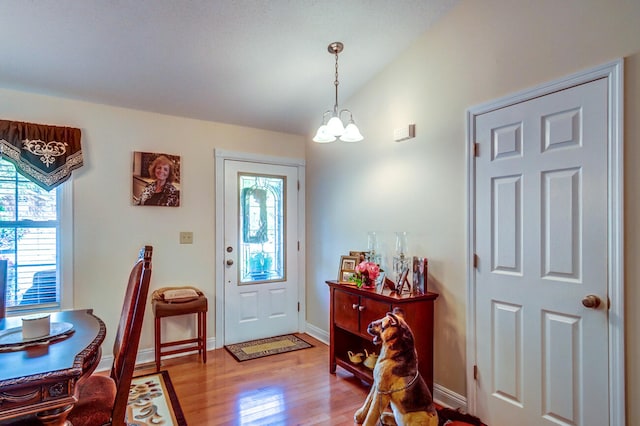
(214, 149), (306, 348)
(465, 59), (624, 425)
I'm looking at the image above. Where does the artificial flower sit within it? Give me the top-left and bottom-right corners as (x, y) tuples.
(350, 261), (381, 288)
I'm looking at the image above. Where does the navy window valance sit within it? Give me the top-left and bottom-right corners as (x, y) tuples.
(0, 119), (83, 191)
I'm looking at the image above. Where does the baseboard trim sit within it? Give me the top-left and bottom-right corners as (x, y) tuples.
(304, 322), (329, 345)
(97, 337), (217, 372)
(433, 383), (467, 410)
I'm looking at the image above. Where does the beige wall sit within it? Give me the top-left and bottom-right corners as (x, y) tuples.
(0, 87), (305, 358)
(305, 0), (640, 419)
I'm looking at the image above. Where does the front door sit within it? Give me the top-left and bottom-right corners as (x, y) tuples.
(473, 77), (612, 425)
(222, 159), (299, 345)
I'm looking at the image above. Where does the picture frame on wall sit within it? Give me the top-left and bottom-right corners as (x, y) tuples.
(338, 255), (359, 282)
(132, 151), (181, 207)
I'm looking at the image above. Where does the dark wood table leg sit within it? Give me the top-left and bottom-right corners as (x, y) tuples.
(36, 404), (73, 426)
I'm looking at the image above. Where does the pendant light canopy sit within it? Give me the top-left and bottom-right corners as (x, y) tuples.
(313, 42), (363, 143)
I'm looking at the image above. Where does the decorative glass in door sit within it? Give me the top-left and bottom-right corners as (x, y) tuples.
(238, 173), (285, 284)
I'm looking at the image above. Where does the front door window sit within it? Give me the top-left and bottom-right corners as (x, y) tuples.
(238, 173), (285, 284)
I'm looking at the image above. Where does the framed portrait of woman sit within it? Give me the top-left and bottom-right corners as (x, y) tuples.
(132, 151), (181, 207)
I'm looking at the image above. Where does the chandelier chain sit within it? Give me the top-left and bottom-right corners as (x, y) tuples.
(334, 50), (340, 111)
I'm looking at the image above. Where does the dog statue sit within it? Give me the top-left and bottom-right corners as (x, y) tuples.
(354, 307), (439, 426)
(355, 308), (483, 426)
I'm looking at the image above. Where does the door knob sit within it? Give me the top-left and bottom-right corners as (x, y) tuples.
(226, 259), (234, 266)
(582, 294), (601, 309)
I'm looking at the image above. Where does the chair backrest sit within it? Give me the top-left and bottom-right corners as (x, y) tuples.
(0, 259), (7, 319)
(110, 245), (153, 425)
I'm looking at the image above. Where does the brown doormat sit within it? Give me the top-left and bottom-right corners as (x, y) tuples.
(225, 334), (313, 362)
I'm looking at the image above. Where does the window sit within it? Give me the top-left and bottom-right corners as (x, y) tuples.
(0, 158), (71, 314)
(239, 173), (285, 284)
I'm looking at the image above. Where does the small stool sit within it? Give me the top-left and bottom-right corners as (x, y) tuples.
(152, 286), (208, 371)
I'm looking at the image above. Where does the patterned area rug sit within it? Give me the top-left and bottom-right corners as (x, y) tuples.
(225, 334), (313, 362)
(127, 370), (187, 426)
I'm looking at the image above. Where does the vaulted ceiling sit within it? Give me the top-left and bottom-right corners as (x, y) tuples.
(0, 0), (458, 136)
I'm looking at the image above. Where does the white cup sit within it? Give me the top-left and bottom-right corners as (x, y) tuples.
(22, 314), (51, 339)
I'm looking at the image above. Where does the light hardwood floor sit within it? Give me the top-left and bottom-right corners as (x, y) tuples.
(134, 334), (370, 425)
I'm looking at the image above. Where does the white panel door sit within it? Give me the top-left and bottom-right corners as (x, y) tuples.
(474, 78), (609, 425)
(223, 160), (299, 344)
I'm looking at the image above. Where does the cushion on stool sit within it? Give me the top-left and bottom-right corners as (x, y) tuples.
(152, 286), (204, 303)
(162, 288), (199, 303)
(153, 295), (207, 316)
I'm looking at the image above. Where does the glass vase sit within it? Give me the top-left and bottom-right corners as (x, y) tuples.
(361, 275), (375, 288)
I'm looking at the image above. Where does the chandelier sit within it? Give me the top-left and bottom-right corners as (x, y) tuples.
(312, 42), (364, 143)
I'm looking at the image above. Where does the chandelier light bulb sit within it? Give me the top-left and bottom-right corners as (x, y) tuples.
(340, 122), (363, 142)
(312, 124), (337, 143)
(327, 115), (345, 136)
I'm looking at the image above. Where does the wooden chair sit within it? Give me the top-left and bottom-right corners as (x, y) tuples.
(65, 245), (153, 426)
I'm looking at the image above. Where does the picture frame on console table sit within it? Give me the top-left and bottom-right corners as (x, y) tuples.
(338, 255), (359, 283)
(412, 256), (428, 294)
(376, 271), (386, 292)
(340, 270), (356, 282)
(395, 267), (411, 294)
(349, 251), (368, 263)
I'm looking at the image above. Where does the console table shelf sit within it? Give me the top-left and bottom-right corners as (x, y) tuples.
(326, 280), (438, 393)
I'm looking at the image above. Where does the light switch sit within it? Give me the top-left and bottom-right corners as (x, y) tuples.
(180, 231), (193, 244)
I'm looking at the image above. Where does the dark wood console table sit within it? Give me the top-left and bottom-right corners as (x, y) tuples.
(327, 280), (438, 393)
(0, 309), (106, 425)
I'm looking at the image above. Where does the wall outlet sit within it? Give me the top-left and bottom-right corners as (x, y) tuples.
(180, 231), (193, 244)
